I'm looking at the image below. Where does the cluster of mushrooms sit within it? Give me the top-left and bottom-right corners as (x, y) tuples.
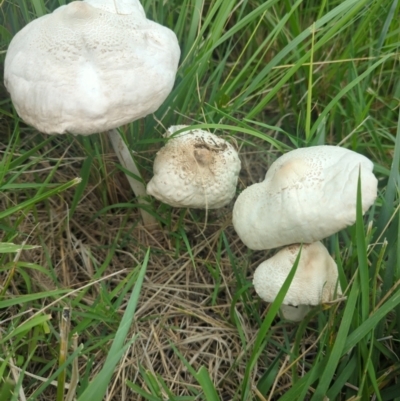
(4, 0), (378, 321)
(233, 146), (378, 320)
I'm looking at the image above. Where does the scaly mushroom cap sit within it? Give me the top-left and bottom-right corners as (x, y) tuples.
(233, 145), (377, 250)
(4, 0), (180, 135)
(253, 242), (342, 307)
(147, 126), (241, 209)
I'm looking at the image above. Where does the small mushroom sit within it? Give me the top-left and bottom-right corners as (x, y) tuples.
(233, 145), (378, 250)
(147, 126), (241, 209)
(253, 241), (342, 321)
(4, 0), (180, 227)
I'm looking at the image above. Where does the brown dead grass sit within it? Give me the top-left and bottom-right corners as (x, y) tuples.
(0, 130), (321, 400)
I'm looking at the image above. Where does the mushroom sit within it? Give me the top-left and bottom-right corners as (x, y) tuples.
(4, 0), (181, 227)
(232, 145), (378, 250)
(253, 241), (342, 321)
(147, 126), (241, 209)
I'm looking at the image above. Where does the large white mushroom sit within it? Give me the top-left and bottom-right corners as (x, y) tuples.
(147, 126), (241, 209)
(233, 146), (378, 250)
(4, 0), (181, 227)
(253, 241), (342, 321)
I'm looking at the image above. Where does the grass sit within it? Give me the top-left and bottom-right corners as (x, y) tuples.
(1, 0), (400, 400)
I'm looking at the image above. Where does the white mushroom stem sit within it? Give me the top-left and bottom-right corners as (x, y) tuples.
(108, 129), (158, 229)
(280, 305), (311, 322)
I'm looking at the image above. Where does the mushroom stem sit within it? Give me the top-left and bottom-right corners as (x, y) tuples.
(108, 129), (158, 229)
(280, 304), (311, 322)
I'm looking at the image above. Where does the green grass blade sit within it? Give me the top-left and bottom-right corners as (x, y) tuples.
(0, 243), (40, 253)
(243, 0), (370, 118)
(195, 366), (220, 401)
(27, 346), (83, 401)
(305, 23), (316, 141)
(344, 287), (400, 354)
(376, 0), (398, 53)
(0, 177), (82, 219)
(241, 247), (302, 399)
(77, 249), (150, 400)
(377, 110), (400, 235)
(310, 54), (393, 138)
(68, 156), (93, 218)
(0, 290), (69, 309)
(310, 278), (359, 399)
(126, 380), (162, 401)
(0, 313), (51, 344)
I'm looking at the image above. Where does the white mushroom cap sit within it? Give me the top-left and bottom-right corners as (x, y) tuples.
(233, 145), (378, 250)
(147, 126), (241, 209)
(253, 241), (342, 308)
(4, 0), (180, 135)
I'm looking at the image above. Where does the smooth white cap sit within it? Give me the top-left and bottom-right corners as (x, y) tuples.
(253, 242), (342, 307)
(233, 145), (378, 250)
(4, 0), (180, 135)
(147, 126), (241, 209)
